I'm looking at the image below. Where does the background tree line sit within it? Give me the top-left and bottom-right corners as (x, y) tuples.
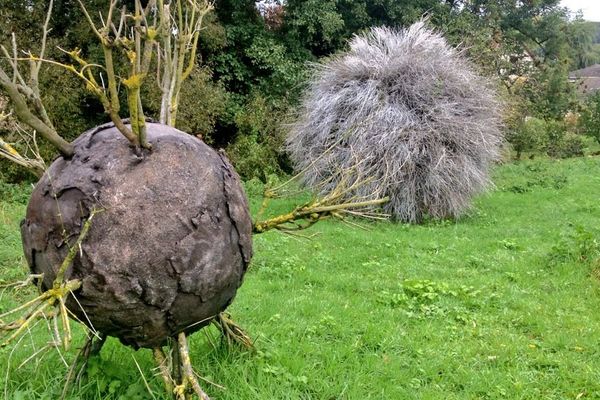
(1, 0), (600, 182)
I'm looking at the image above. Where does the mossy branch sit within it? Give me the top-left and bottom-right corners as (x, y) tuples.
(153, 334), (213, 400)
(0, 68), (73, 156)
(75, 0), (147, 150)
(175, 332), (211, 400)
(253, 196), (389, 234)
(54, 209), (99, 285)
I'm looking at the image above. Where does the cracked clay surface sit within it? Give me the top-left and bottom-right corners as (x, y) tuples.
(20, 123), (253, 348)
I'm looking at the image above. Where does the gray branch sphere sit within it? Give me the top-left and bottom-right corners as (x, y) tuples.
(287, 22), (503, 223)
(20, 123), (253, 348)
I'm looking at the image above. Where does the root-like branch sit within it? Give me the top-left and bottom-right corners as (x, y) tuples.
(153, 347), (174, 394)
(212, 312), (253, 350)
(61, 332), (106, 400)
(0, 280), (79, 348)
(176, 332), (211, 400)
(153, 333), (212, 400)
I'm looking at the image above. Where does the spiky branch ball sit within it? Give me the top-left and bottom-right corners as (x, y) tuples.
(287, 22), (503, 222)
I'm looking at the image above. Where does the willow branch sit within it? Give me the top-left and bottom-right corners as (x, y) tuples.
(54, 209), (100, 286)
(0, 68), (73, 156)
(153, 347), (174, 394)
(0, 137), (45, 177)
(75, 0), (103, 40)
(73, 0), (144, 150)
(28, 32), (65, 128)
(177, 333), (211, 400)
(182, 3), (213, 81)
(156, 0), (212, 126)
(253, 197), (389, 234)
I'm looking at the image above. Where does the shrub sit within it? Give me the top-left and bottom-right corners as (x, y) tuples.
(544, 119), (566, 157)
(226, 94), (289, 181)
(287, 22), (503, 223)
(579, 91), (600, 144)
(548, 133), (585, 159)
(545, 121), (585, 159)
(507, 117), (548, 159)
(549, 225), (600, 265)
(0, 180), (31, 204)
(506, 118), (584, 160)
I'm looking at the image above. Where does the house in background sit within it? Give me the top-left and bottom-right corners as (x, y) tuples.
(569, 64), (600, 93)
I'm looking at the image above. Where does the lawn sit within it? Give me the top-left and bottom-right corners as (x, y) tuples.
(1, 157), (600, 399)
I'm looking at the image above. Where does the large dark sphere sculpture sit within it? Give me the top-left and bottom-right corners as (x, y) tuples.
(20, 122), (253, 348)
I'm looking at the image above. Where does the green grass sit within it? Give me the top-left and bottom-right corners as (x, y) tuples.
(2, 157), (600, 399)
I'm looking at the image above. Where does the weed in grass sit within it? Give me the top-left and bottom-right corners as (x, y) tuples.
(548, 224), (600, 265)
(83, 357), (149, 399)
(377, 279), (483, 320)
(499, 239), (520, 251)
(256, 255), (306, 279)
(499, 161), (569, 193)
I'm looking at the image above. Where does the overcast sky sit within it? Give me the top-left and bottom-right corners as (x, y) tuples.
(560, 0), (600, 21)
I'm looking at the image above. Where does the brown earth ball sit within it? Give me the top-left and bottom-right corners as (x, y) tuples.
(20, 122), (253, 348)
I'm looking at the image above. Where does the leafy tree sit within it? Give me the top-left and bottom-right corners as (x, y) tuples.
(566, 20), (599, 69)
(507, 117), (548, 159)
(282, 0), (454, 56)
(580, 91), (600, 144)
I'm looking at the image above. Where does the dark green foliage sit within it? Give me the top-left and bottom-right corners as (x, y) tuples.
(195, 0), (310, 175)
(566, 20), (599, 69)
(544, 120), (567, 157)
(507, 118), (548, 159)
(226, 94), (289, 180)
(280, 0), (346, 55)
(520, 64), (579, 121)
(0, 159), (29, 184)
(452, 1), (590, 124)
(209, 0), (308, 99)
(282, 0), (453, 56)
(176, 70), (229, 140)
(547, 132), (585, 159)
(0, 180), (31, 203)
(545, 121), (585, 159)
(508, 118), (586, 160)
(580, 91), (600, 144)
(141, 68), (228, 142)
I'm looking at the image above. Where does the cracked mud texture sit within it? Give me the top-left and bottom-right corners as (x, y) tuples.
(20, 122), (253, 348)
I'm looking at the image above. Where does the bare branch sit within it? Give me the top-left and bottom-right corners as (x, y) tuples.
(75, 0), (103, 41)
(252, 181), (389, 234)
(156, 0), (213, 126)
(0, 109), (45, 177)
(287, 23), (503, 222)
(0, 67), (73, 156)
(32, 0), (54, 80)
(0, 138), (44, 177)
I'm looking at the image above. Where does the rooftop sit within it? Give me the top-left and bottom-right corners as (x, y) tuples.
(569, 64), (600, 78)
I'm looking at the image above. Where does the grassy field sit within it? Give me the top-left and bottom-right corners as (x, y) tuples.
(1, 157), (600, 399)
